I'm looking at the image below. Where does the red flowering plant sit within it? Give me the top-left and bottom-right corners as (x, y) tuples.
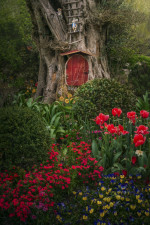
(140, 110), (149, 119)
(112, 108), (122, 117)
(92, 108), (150, 177)
(0, 139), (104, 224)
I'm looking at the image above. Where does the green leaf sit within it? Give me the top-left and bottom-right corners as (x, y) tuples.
(113, 151), (122, 164)
(92, 140), (99, 158)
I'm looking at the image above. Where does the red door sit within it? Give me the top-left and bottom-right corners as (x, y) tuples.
(66, 54), (89, 86)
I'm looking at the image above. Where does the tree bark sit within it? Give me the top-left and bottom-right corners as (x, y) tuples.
(25, 0), (110, 103)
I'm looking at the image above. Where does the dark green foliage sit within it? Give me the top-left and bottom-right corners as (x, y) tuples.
(128, 55), (150, 97)
(74, 78), (136, 120)
(0, 0), (39, 106)
(0, 107), (50, 171)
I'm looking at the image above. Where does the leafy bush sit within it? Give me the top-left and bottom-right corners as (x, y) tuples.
(0, 106), (51, 171)
(128, 56), (150, 97)
(136, 91), (150, 112)
(74, 78), (136, 120)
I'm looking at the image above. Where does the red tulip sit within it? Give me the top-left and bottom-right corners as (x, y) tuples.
(105, 124), (129, 135)
(105, 124), (117, 134)
(118, 125), (129, 135)
(131, 156), (137, 165)
(135, 125), (149, 135)
(112, 108), (122, 117)
(140, 110), (149, 118)
(95, 113), (109, 125)
(133, 134), (146, 147)
(127, 111), (137, 125)
(122, 170), (127, 177)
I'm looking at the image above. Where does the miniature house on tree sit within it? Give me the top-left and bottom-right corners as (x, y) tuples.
(59, 0), (93, 92)
(60, 50), (93, 89)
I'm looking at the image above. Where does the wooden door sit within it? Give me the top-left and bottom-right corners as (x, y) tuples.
(66, 54), (89, 86)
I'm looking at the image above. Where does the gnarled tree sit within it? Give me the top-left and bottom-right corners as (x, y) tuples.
(25, 0), (112, 103)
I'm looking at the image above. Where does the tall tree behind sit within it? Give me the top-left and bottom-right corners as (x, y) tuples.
(25, 0), (148, 103)
(25, 0), (112, 103)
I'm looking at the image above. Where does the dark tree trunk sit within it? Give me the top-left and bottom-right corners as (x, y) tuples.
(25, 0), (110, 103)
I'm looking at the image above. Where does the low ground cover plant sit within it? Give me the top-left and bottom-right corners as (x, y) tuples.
(55, 174), (150, 225)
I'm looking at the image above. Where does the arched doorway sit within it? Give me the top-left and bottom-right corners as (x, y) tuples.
(66, 54), (89, 86)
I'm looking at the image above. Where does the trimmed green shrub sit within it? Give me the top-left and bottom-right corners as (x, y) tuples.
(74, 78), (136, 120)
(0, 107), (50, 171)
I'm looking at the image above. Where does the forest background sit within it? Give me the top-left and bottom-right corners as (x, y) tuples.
(0, 0), (150, 106)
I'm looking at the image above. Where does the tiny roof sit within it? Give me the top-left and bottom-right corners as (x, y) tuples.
(60, 50), (94, 56)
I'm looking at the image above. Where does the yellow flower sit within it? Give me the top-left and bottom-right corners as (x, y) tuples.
(107, 197), (111, 202)
(137, 175), (141, 179)
(67, 93), (72, 98)
(65, 98), (69, 104)
(126, 198), (130, 202)
(120, 175), (125, 179)
(59, 96), (64, 102)
(106, 205), (110, 209)
(79, 192), (82, 196)
(100, 212), (105, 217)
(145, 211), (149, 216)
(82, 197), (87, 201)
(121, 197), (124, 201)
(32, 88), (36, 93)
(73, 191), (76, 195)
(89, 208), (94, 214)
(136, 195), (140, 200)
(137, 212), (141, 217)
(138, 199), (142, 204)
(99, 194), (103, 198)
(108, 188), (112, 192)
(56, 215), (62, 222)
(109, 202), (114, 207)
(91, 199), (96, 204)
(130, 205), (136, 210)
(116, 195), (121, 200)
(97, 223), (100, 225)
(97, 200), (102, 205)
(86, 206), (88, 211)
(114, 211), (117, 216)
(83, 215), (88, 220)
(101, 186), (106, 191)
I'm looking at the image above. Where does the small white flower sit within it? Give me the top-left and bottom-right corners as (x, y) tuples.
(135, 150), (143, 156)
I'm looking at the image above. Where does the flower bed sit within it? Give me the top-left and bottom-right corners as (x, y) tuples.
(0, 142), (103, 224)
(55, 174), (150, 225)
(0, 108), (150, 224)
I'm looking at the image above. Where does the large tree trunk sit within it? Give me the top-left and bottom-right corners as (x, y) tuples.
(25, 0), (110, 103)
